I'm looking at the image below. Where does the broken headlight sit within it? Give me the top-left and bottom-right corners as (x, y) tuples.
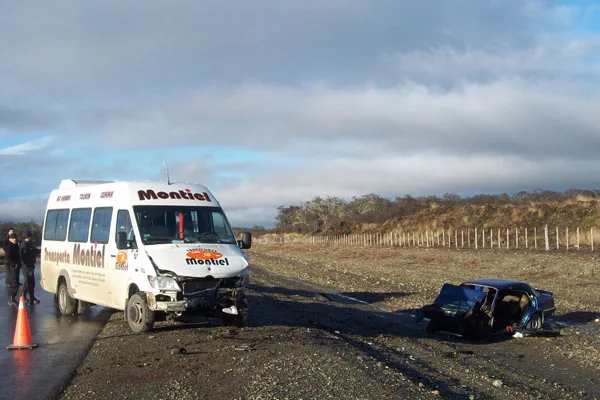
(148, 275), (181, 292)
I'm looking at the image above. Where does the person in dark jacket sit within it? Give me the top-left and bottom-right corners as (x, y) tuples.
(2, 227), (14, 250)
(3, 228), (21, 286)
(3, 227), (13, 286)
(20, 231), (39, 304)
(5, 233), (21, 305)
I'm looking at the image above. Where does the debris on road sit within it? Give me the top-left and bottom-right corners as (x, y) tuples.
(170, 347), (187, 355)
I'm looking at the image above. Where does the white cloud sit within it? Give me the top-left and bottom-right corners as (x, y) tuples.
(0, 1), (599, 227)
(87, 78), (600, 162)
(0, 136), (54, 155)
(174, 151), (600, 228)
(0, 198), (47, 224)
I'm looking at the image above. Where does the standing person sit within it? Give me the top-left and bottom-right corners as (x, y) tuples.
(20, 231), (40, 304)
(3, 227), (21, 286)
(3, 227), (14, 286)
(2, 227), (14, 248)
(4, 233), (21, 306)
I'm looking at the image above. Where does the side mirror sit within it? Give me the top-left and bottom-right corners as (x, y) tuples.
(237, 232), (252, 249)
(116, 231), (127, 250)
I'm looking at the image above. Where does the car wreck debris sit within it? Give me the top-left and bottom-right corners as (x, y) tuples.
(416, 278), (556, 339)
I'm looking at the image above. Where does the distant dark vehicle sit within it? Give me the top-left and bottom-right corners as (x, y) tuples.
(416, 278), (556, 339)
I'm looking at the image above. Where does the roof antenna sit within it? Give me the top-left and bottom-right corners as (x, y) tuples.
(163, 161), (172, 185)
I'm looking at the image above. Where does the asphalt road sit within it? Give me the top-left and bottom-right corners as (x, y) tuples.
(0, 268), (112, 400)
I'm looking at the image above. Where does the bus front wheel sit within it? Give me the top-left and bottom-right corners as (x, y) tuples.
(57, 280), (76, 315)
(126, 292), (155, 333)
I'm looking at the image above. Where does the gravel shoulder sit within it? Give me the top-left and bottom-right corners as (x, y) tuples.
(59, 244), (600, 399)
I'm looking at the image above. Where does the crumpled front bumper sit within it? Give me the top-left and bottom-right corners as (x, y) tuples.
(147, 287), (246, 313)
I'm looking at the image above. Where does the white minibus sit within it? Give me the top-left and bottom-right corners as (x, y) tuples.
(40, 179), (251, 332)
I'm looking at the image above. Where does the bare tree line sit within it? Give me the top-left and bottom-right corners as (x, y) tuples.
(276, 189), (600, 234)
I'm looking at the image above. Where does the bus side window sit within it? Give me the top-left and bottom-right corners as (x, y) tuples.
(116, 209), (137, 249)
(91, 207), (113, 244)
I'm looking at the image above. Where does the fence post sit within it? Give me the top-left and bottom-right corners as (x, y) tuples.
(506, 228), (509, 249)
(482, 228), (485, 249)
(497, 229), (501, 249)
(455, 230), (458, 248)
(490, 228), (493, 248)
(468, 228), (471, 248)
(461, 230), (464, 248)
(592, 228), (594, 252)
(475, 228), (478, 250)
(516, 228), (519, 249)
(556, 226), (559, 250)
(566, 227), (569, 251)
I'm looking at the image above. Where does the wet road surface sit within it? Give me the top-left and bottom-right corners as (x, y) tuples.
(0, 269), (112, 400)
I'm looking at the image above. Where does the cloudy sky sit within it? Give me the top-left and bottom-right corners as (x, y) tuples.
(1, 1), (599, 228)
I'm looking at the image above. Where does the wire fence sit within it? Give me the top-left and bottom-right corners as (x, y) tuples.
(256, 226), (599, 252)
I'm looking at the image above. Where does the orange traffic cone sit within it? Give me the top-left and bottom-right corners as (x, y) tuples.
(6, 296), (38, 350)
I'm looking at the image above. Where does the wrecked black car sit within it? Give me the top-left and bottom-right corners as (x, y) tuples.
(416, 278), (556, 339)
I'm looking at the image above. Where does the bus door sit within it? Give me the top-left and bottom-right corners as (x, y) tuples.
(110, 209), (140, 308)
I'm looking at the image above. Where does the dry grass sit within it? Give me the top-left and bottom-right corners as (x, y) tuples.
(249, 244), (600, 314)
(249, 243), (600, 372)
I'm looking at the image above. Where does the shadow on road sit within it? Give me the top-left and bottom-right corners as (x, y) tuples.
(552, 311), (599, 325)
(247, 282), (428, 338)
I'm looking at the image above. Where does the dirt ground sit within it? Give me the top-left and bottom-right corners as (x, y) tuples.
(59, 244), (599, 400)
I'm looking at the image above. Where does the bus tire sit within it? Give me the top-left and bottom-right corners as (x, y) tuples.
(126, 292), (155, 333)
(57, 280), (76, 315)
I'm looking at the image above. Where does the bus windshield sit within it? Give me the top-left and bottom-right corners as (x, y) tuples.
(133, 205), (237, 245)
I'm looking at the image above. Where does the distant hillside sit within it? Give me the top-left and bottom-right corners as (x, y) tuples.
(375, 200), (600, 233)
(273, 190), (600, 235)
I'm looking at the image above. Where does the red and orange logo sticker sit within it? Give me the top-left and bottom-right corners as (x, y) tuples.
(116, 251), (128, 266)
(186, 249), (223, 260)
